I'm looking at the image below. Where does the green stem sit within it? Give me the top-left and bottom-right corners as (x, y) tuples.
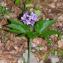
(27, 38), (32, 63)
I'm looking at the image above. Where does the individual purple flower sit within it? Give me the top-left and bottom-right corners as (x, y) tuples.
(21, 12), (38, 26)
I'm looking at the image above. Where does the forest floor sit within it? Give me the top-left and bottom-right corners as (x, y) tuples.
(0, 0), (63, 63)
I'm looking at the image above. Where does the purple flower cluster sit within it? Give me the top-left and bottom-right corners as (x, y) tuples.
(21, 12), (38, 26)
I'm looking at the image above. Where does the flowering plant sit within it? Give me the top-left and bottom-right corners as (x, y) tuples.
(21, 12), (38, 26)
(6, 0), (60, 63)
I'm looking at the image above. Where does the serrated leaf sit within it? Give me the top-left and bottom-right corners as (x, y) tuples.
(41, 30), (60, 39)
(8, 19), (23, 25)
(8, 19), (30, 28)
(8, 28), (21, 34)
(8, 18), (30, 31)
(40, 30), (60, 46)
(35, 19), (55, 34)
(7, 23), (30, 34)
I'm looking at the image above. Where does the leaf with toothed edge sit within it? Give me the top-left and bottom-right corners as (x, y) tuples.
(35, 19), (55, 34)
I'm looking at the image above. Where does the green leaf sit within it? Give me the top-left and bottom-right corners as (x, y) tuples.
(8, 19), (23, 25)
(27, 32), (38, 38)
(41, 30), (60, 39)
(35, 19), (55, 34)
(40, 30), (60, 46)
(15, 0), (20, 5)
(8, 19), (29, 28)
(8, 18), (30, 30)
(7, 23), (30, 34)
(8, 28), (21, 34)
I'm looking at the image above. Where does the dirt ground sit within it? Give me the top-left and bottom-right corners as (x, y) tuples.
(0, 0), (63, 63)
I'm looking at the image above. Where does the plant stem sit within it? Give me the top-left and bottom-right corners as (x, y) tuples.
(27, 38), (32, 63)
